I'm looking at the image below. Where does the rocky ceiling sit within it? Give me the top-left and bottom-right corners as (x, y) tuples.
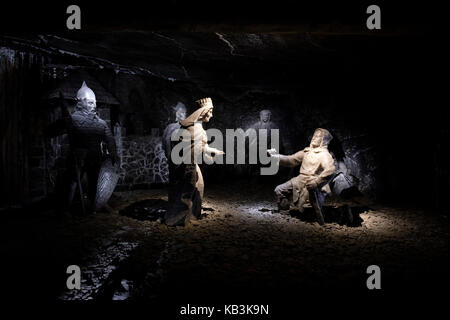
(1, 1), (434, 89)
(0, 31), (425, 90)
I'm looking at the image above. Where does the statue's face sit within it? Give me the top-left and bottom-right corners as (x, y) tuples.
(175, 109), (186, 122)
(202, 109), (213, 122)
(79, 98), (96, 113)
(76, 82), (96, 112)
(310, 130), (323, 148)
(260, 111), (271, 123)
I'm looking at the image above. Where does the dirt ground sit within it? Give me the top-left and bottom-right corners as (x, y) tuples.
(1, 183), (449, 306)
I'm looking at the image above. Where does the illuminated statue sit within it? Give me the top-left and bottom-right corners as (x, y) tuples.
(164, 97), (224, 226)
(47, 82), (119, 214)
(268, 128), (336, 224)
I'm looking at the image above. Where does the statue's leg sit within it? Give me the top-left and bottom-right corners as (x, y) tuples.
(195, 164), (204, 199)
(274, 180), (293, 211)
(189, 164), (203, 221)
(165, 164), (198, 226)
(298, 187), (309, 213)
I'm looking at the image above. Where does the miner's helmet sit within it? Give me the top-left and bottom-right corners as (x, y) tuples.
(76, 81), (96, 102)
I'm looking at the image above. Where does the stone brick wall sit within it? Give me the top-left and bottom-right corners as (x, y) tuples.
(117, 135), (169, 188)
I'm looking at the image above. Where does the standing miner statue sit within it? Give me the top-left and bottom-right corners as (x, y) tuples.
(47, 81), (119, 215)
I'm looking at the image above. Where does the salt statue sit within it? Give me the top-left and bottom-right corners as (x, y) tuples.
(268, 128), (336, 224)
(164, 97), (224, 226)
(247, 109), (277, 150)
(162, 102), (187, 159)
(162, 102), (187, 205)
(253, 109), (275, 131)
(46, 81), (119, 214)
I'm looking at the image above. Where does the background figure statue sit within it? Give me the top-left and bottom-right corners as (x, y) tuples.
(46, 82), (119, 214)
(164, 97), (224, 226)
(268, 128), (336, 224)
(246, 109), (279, 177)
(162, 101), (187, 159)
(248, 109), (275, 146)
(162, 102), (187, 205)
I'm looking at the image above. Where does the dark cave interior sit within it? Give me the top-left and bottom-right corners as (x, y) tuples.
(1, 31), (446, 208)
(0, 1), (448, 307)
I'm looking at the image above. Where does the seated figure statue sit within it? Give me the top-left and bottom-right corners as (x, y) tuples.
(267, 128), (336, 224)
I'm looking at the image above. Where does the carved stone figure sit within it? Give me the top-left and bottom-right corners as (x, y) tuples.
(247, 109), (277, 150)
(162, 102), (187, 159)
(256, 109), (275, 130)
(244, 109), (281, 177)
(268, 128), (336, 224)
(47, 82), (119, 214)
(163, 97), (224, 226)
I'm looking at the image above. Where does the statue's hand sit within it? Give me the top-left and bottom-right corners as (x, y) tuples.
(215, 149), (225, 155)
(207, 147), (225, 155)
(267, 148), (279, 157)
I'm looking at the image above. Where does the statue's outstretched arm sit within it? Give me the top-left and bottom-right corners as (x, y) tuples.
(268, 149), (304, 168)
(205, 145), (225, 155)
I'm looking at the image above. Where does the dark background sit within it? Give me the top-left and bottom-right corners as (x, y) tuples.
(0, 1), (439, 32)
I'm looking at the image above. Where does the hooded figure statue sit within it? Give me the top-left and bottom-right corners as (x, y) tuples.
(268, 128), (336, 224)
(163, 97), (224, 226)
(46, 81), (119, 214)
(162, 102), (187, 159)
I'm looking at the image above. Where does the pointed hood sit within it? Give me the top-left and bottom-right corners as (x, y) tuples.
(310, 128), (333, 148)
(76, 81), (96, 101)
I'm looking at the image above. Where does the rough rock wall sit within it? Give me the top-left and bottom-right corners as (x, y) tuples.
(117, 135), (169, 188)
(0, 47), (49, 205)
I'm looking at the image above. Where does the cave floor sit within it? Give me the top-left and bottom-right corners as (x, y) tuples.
(1, 183), (449, 304)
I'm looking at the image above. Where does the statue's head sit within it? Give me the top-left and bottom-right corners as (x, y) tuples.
(196, 97), (214, 122)
(310, 128), (333, 148)
(173, 102), (187, 122)
(76, 81), (96, 113)
(260, 109), (271, 123)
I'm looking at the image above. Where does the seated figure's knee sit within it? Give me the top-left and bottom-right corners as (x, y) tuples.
(274, 182), (292, 211)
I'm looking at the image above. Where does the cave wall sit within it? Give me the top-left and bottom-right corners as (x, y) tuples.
(0, 47), (50, 206)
